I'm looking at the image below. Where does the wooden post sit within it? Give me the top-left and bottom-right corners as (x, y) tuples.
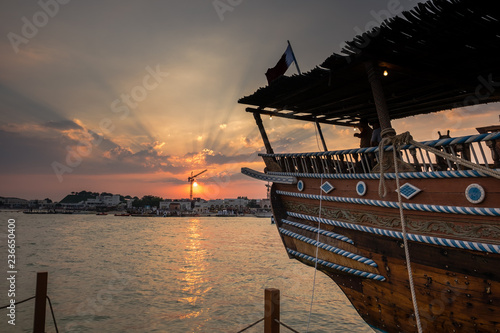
(264, 288), (280, 333)
(254, 112), (275, 154)
(365, 61), (395, 137)
(316, 121), (328, 151)
(33, 272), (48, 333)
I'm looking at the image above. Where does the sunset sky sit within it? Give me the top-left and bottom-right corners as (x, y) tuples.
(1, 0), (498, 201)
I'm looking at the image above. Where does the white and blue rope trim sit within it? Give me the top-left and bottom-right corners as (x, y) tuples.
(268, 169), (494, 180)
(277, 190), (500, 217)
(281, 219), (354, 244)
(287, 249), (387, 281)
(288, 212), (500, 254)
(279, 227), (377, 267)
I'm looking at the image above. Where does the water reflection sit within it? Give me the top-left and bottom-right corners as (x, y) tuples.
(178, 218), (211, 320)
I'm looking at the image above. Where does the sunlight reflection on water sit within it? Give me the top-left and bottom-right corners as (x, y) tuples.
(0, 213), (373, 333)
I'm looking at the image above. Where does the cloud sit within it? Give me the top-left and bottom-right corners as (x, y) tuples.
(153, 177), (187, 185)
(205, 151), (259, 165)
(42, 120), (83, 131)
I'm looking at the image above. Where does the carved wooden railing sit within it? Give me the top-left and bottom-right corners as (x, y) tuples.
(259, 132), (500, 175)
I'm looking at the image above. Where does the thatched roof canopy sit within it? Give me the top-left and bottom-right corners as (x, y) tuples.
(238, 0), (500, 126)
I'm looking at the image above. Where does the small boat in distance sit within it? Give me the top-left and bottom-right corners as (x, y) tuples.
(239, 1), (500, 332)
(253, 209), (272, 218)
(96, 212), (108, 215)
(114, 213), (131, 216)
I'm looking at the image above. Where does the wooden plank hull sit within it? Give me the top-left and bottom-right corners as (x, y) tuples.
(270, 175), (500, 332)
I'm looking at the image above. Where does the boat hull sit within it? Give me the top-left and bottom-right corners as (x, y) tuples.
(270, 175), (500, 332)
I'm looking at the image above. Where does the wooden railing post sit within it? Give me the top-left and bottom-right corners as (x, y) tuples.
(264, 288), (280, 333)
(33, 272), (48, 333)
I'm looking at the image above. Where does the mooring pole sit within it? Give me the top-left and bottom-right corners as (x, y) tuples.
(33, 272), (48, 333)
(264, 288), (280, 333)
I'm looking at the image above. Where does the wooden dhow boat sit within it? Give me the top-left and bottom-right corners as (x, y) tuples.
(239, 1), (500, 332)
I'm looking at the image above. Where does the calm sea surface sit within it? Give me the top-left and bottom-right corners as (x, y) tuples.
(0, 212), (373, 332)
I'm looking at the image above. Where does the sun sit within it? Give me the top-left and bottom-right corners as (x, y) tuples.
(193, 182), (198, 187)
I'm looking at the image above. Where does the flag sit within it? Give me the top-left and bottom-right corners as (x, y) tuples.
(265, 44), (295, 84)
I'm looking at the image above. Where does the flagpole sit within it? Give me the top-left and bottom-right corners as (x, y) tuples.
(287, 40), (301, 75)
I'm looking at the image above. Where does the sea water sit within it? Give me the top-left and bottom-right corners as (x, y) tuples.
(0, 212), (373, 332)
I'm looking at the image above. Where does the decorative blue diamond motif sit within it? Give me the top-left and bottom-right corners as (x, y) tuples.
(397, 183), (421, 200)
(321, 181), (334, 194)
(465, 183), (485, 204)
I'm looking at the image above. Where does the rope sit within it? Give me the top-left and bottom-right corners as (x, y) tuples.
(378, 131), (500, 198)
(409, 137), (500, 179)
(236, 317), (264, 333)
(375, 128), (500, 331)
(275, 319), (302, 333)
(306, 174), (323, 332)
(1, 295), (59, 332)
(0, 295), (35, 309)
(46, 296), (59, 333)
(377, 129), (402, 197)
(392, 142), (423, 333)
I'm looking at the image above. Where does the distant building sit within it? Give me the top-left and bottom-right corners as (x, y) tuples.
(103, 194), (121, 206)
(159, 201), (191, 212)
(0, 197), (29, 208)
(259, 198), (270, 209)
(192, 197), (250, 214)
(126, 198), (135, 209)
(85, 194), (121, 208)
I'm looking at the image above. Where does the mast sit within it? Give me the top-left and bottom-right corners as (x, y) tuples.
(365, 61), (395, 137)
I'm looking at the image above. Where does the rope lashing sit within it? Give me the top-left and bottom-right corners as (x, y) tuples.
(378, 129), (409, 198)
(392, 138), (423, 333)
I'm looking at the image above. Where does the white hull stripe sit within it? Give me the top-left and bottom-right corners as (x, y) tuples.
(277, 190), (500, 217)
(279, 227), (377, 267)
(288, 212), (500, 254)
(281, 219), (354, 244)
(268, 169), (493, 180)
(287, 249), (386, 281)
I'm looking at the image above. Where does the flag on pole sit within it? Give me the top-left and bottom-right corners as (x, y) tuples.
(265, 44), (296, 84)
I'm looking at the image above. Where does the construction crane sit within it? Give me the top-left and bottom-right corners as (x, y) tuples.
(188, 169), (207, 201)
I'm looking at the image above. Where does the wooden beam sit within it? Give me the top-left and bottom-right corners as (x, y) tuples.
(246, 108), (357, 127)
(253, 112), (274, 154)
(316, 121), (328, 151)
